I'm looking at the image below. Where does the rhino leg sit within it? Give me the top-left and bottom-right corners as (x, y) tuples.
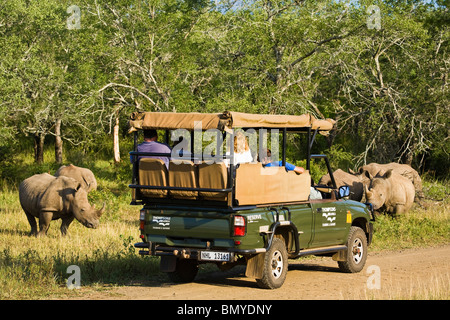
(37, 211), (53, 237)
(60, 216), (74, 236)
(394, 204), (406, 215)
(25, 211), (38, 237)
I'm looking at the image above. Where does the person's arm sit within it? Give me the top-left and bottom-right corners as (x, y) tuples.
(293, 166), (305, 174)
(285, 161), (304, 174)
(284, 161), (305, 174)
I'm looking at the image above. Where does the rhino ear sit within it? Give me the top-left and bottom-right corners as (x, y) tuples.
(363, 170), (372, 180)
(348, 168), (355, 174)
(384, 169), (393, 179)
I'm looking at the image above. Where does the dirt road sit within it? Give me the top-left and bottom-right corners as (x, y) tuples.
(76, 245), (450, 300)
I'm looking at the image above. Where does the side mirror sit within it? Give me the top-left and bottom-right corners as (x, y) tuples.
(338, 186), (350, 199)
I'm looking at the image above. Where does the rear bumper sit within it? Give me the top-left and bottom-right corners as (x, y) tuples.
(134, 242), (266, 259)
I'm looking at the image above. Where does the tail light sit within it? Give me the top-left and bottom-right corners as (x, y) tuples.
(233, 215), (246, 236)
(139, 209), (145, 238)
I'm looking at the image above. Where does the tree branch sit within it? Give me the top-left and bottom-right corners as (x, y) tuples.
(98, 82), (158, 109)
(289, 24), (365, 70)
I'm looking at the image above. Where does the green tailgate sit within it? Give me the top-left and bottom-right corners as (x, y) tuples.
(143, 207), (273, 250)
(142, 205), (314, 251)
(144, 208), (234, 248)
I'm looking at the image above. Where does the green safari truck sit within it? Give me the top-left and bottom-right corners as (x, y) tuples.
(129, 111), (374, 289)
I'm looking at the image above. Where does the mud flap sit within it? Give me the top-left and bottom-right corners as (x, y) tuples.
(332, 250), (347, 262)
(245, 253), (265, 279)
(160, 256), (177, 272)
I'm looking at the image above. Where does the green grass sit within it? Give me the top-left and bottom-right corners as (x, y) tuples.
(0, 150), (161, 299)
(371, 207), (449, 250)
(0, 149), (449, 299)
(370, 179), (449, 251)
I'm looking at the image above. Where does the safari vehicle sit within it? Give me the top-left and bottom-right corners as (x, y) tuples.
(129, 111), (374, 289)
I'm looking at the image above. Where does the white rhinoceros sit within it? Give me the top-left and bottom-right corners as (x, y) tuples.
(365, 169), (415, 215)
(19, 173), (105, 237)
(359, 162), (423, 201)
(55, 164), (98, 193)
(318, 169), (371, 202)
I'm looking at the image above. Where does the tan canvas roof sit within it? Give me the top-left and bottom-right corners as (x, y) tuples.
(128, 111), (336, 134)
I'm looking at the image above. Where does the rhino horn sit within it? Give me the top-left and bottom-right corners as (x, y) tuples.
(365, 185), (372, 198)
(96, 202), (106, 217)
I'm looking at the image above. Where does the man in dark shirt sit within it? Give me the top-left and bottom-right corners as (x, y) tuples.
(133, 129), (172, 169)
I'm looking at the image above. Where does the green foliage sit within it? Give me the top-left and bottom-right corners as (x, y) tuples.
(326, 144), (354, 171)
(0, 0), (447, 176)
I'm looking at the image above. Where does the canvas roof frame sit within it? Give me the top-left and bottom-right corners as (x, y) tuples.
(128, 111), (335, 134)
(128, 111), (337, 208)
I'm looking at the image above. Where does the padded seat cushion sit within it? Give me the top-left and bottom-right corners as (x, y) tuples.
(139, 158), (168, 198)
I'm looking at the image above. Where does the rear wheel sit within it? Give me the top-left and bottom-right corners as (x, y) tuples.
(256, 238), (288, 289)
(167, 259), (199, 283)
(338, 226), (368, 273)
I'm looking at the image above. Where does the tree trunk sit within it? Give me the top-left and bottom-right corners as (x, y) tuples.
(55, 118), (63, 164)
(113, 116), (121, 163)
(34, 133), (45, 164)
(404, 146), (414, 166)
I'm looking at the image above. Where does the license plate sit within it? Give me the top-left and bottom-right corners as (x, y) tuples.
(199, 251), (231, 262)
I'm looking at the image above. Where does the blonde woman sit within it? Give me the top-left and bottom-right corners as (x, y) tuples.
(232, 131), (253, 165)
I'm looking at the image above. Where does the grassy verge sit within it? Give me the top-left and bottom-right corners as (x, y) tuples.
(0, 153), (448, 299)
(360, 272), (450, 300)
(370, 178), (449, 251)
(0, 153), (161, 299)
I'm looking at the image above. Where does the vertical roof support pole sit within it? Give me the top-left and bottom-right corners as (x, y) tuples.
(132, 131), (138, 184)
(309, 128), (319, 150)
(164, 130), (170, 145)
(282, 128), (287, 167)
(306, 127), (311, 171)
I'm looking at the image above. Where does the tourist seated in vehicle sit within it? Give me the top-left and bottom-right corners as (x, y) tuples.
(309, 179), (323, 200)
(261, 149), (305, 175)
(132, 129), (172, 169)
(233, 131), (254, 165)
(223, 131), (254, 167)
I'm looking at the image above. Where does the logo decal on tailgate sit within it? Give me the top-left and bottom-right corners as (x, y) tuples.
(151, 216), (171, 230)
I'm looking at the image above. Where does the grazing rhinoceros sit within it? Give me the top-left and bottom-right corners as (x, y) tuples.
(358, 162), (423, 201)
(19, 173), (105, 237)
(318, 169), (371, 201)
(55, 164), (97, 193)
(364, 169), (415, 215)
